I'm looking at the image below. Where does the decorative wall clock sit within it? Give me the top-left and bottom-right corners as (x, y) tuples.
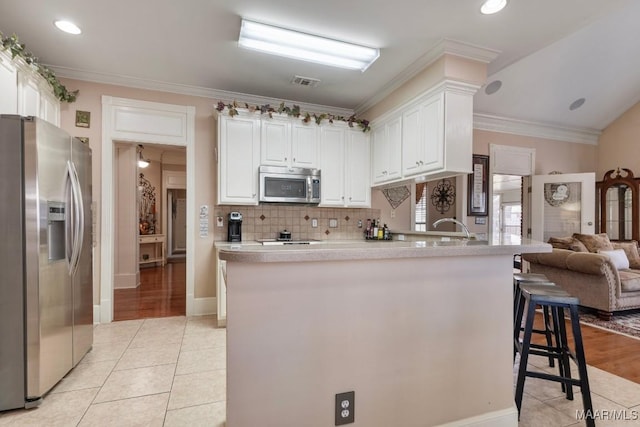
(431, 179), (455, 214)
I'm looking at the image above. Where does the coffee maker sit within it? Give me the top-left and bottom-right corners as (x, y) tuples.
(227, 211), (243, 242)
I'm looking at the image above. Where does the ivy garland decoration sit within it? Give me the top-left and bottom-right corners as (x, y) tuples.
(0, 32), (78, 103)
(216, 101), (371, 132)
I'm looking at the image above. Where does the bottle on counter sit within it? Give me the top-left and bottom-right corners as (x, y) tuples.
(365, 219), (371, 239)
(383, 224), (390, 240)
(372, 219), (379, 240)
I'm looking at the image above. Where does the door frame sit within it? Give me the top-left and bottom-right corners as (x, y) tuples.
(101, 96), (195, 323)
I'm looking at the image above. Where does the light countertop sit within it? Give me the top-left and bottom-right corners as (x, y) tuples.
(215, 234), (550, 263)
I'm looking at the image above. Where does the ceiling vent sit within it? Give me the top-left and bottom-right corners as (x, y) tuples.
(291, 75), (321, 88)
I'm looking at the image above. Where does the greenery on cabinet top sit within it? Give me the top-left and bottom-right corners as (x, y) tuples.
(216, 101), (371, 132)
(1, 31), (78, 103)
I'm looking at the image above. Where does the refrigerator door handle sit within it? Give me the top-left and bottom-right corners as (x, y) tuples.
(65, 164), (75, 272)
(66, 161), (82, 276)
(70, 160), (85, 275)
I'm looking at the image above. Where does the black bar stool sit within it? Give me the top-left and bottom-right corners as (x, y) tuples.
(513, 273), (557, 367)
(514, 283), (594, 426)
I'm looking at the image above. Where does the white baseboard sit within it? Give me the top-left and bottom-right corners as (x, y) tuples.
(93, 297), (216, 324)
(192, 297), (217, 317)
(93, 305), (101, 324)
(437, 407), (518, 427)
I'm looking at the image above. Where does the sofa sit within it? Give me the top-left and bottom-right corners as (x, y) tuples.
(523, 247), (640, 319)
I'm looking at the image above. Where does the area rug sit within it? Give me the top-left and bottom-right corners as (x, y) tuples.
(578, 308), (640, 340)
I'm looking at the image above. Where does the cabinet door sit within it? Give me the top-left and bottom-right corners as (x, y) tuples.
(218, 115), (260, 205)
(345, 130), (371, 207)
(419, 92), (444, 172)
(17, 71), (40, 117)
(40, 90), (60, 126)
(319, 125), (346, 206)
(0, 52), (18, 115)
(260, 118), (290, 166)
(401, 103), (422, 176)
(385, 115), (403, 180)
(291, 122), (318, 168)
(371, 124), (388, 183)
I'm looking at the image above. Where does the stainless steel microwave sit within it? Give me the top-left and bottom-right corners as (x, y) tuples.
(259, 165), (321, 204)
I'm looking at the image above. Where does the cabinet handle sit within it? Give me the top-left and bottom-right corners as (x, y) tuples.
(284, 157), (287, 161)
(293, 157), (296, 162)
(252, 193), (256, 197)
(349, 197), (352, 201)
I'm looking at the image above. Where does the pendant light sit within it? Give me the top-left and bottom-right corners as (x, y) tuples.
(137, 145), (150, 168)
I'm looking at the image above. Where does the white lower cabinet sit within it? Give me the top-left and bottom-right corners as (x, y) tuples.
(319, 124), (370, 207)
(217, 112), (261, 205)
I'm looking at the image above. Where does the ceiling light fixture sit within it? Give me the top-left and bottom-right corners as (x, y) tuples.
(480, 0), (508, 15)
(54, 20), (82, 35)
(238, 19), (379, 72)
(137, 145), (150, 168)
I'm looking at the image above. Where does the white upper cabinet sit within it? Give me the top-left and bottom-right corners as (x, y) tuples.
(371, 113), (402, 184)
(372, 81), (475, 185)
(345, 129), (371, 207)
(319, 123), (370, 208)
(0, 51), (18, 115)
(1, 49), (60, 126)
(402, 92), (444, 177)
(261, 116), (318, 168)
(217, 112), (261, 205)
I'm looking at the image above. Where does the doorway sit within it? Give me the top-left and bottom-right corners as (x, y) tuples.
(492, 174), (524, 237)
(113, 143), (187, 321)
(101, 96), (195, 324)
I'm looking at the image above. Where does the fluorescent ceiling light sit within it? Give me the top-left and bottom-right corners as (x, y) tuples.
(480, 0), (507, 15)
(54, 20), (82, 35)
(238, 19), (379, 72)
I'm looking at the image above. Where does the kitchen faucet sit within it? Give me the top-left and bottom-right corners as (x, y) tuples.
(432, 218), (471, 239)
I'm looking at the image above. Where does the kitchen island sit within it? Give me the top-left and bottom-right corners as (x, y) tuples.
(217, 235), (550, 427)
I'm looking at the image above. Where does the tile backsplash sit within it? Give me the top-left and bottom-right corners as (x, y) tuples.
(214, 205), (381, 242)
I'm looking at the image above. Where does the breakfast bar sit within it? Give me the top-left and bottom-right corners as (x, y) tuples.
(217, 236), (550, 427)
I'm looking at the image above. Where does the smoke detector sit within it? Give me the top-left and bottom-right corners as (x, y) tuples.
(291, 75), (321, 88)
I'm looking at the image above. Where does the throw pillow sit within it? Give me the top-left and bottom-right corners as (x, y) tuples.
(547, 236), (575, 250)
(547, 236), (589, 252)
(573, 233), (614, 253)
(599, 249), (630, 270)
(612, 241), (640, 269)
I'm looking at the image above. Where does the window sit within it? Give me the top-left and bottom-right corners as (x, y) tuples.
(502, 202), (522, 236)
(415, 183), (427, 231)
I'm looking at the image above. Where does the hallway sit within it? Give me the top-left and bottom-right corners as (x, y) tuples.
(114, 262), (186, 321)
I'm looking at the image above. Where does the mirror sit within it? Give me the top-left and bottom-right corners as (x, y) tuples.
(597, 168), (639, 242)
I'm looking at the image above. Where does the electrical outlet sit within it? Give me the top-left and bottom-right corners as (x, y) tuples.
(329, 218), (338, 228)
(216, 216), (224, 227)
(311, 218), (318, 228)
(390, 209), (396, 218)
(335, 391), (354, 425)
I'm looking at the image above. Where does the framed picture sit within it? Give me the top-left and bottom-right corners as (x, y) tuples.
(75, 110), (91, 128)
(467, 154), (489, 216)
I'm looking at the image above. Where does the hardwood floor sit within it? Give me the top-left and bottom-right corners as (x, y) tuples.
(532, 312), (640, 384)
(113, 260), (186, 321)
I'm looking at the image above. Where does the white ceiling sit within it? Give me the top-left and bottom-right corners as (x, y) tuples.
(1, 0), (638, 133)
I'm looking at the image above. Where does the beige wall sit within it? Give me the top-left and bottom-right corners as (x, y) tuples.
(59, 78), (217, 302)
(597, 101), (640, 179)
(361, 54), (487, 121)
(473, 129), (598, 174)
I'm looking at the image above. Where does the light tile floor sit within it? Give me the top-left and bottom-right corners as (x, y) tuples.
(0, 315), (639, 426)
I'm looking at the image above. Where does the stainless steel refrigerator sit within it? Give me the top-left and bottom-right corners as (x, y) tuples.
(0, 115), (93, 411)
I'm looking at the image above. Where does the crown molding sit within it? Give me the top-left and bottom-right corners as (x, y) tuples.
(474, 113), (601, 145)
(50, 65), (355, 118)
(354, 39), (500, 115)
